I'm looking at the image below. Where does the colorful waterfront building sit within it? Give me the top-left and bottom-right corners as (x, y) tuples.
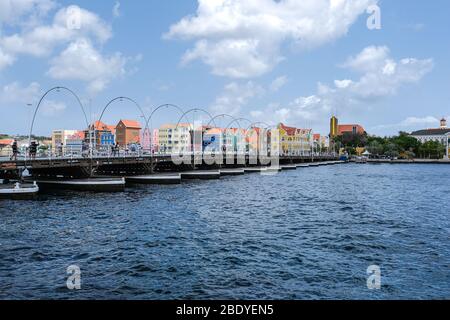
(227, 128), (247, 153)
(140, 128), (151, 151)
(313, 134), (330, 152)
(158, 123), (192, 154)
(278, 123), (313, 156)
(100, 131), (115, 146)
(65, 131), (85, 155)
(51, 130), (78, 154)
(84, 121), (116, 149)
(203, 128), (222, 152)
(116, 120), (142, 147)
(0, 139), (14, 157)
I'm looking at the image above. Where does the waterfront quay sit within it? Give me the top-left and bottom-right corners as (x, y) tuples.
(364, 158), (450, 164)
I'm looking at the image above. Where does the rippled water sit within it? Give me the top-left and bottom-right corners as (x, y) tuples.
(0, 164), (449, 300)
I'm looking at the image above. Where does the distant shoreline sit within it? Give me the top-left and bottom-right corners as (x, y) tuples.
(363, 159), (450, 164)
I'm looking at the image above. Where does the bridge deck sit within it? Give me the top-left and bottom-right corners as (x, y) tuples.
(1, 154), (338, 179)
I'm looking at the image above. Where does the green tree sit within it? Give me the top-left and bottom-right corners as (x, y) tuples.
(391, 131), (421, 154)
(367, 141), (384, 155)
(384, 143), (399, 158)
(419, 141), (446, 159)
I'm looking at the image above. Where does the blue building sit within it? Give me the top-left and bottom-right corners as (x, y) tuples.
(203, 129), (222, 152)
(101, 132), (115, 146)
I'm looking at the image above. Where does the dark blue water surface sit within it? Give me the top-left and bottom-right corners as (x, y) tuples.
(1, 164), (449, 300)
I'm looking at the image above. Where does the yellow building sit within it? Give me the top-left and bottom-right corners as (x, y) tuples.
(0, 139), (14, 157)
(330, 116), (339, 138)
(51, 130), (77, 153)
(158, 123), (193, 154)
(277, 123), (313, 155)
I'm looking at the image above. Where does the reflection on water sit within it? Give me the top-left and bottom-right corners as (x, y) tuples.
(0, 164), (449, 299)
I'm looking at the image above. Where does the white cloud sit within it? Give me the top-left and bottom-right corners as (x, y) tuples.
(211, 81), (264, 115)
(270, 75), (288, 92)
(371, 116), (450, 135)
(0, 2), (138, 93)
(252, 46), (433, 127)
(0, 48), (15, 70)
(0, 0), (55, 26)
(40, 99), (66, 116)
(400, 116), (439, 127)
(166, 0), (377, 78)
(1, 5), (112, 58)
(0, 4), (134, 93)
(47, 39), (127, 94)
(334, 79), (353, 89)
(342, 45), (390, 73)
(373, 116), (444, 131)
(113, 1), (121, 18)
(0, 82), (41, 105)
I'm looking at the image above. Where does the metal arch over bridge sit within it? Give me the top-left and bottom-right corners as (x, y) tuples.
(175, 108), (217, 130)
(206, 114), (242, 129)
(145, 104), (185, 130)
(98, 96), (149, 132)
(28, 86), (90, 146)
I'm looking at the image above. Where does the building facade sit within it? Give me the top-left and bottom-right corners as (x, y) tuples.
(313, 134), (329, 153)
(116, 120), (142, 147)
(0, 139), (14, 157)
(278, 123), (313, 156)
(337, 124), (366, 136)
(51, 130), (77, 154)
(411, 118), (450, 145)
(330, 116), (338, 138)
(84, 121), (115, 150)
(158, 123), (192, 154)
(65, 131), (85, 155)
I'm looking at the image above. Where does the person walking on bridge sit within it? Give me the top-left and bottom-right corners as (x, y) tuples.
(10, 139), (19, 161)
(29, 141), (39, 160)
(112, 143), (119, 157)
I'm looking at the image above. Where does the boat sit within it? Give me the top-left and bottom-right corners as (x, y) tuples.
(0, 181), (39, 200)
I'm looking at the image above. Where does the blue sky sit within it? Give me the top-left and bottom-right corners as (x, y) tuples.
(0, 0), (449, 136)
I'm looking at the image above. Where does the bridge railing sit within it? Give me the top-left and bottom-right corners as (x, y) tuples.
(0, 150), (338, 163)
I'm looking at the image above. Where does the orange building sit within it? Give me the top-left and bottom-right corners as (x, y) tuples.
(84, 120), (115, 148)
(116, 120), (142, 147)
(337, 124), (366, 136)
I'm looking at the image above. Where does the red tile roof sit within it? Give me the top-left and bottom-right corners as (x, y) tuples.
(279, 123), (297, 135)
(338, 124), (365, 135)
(279, 123), (311, 136)
(119, 120), (142, 129)
(67, 131), (85, 140)
(0, 139), (14, 146)
(91, 120), (116, 132)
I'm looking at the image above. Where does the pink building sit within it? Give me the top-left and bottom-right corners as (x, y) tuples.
(140, 128), (159, 152)
(151, 129), (159, 153)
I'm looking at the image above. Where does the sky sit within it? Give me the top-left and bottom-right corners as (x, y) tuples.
(0, 0), (449, 137)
